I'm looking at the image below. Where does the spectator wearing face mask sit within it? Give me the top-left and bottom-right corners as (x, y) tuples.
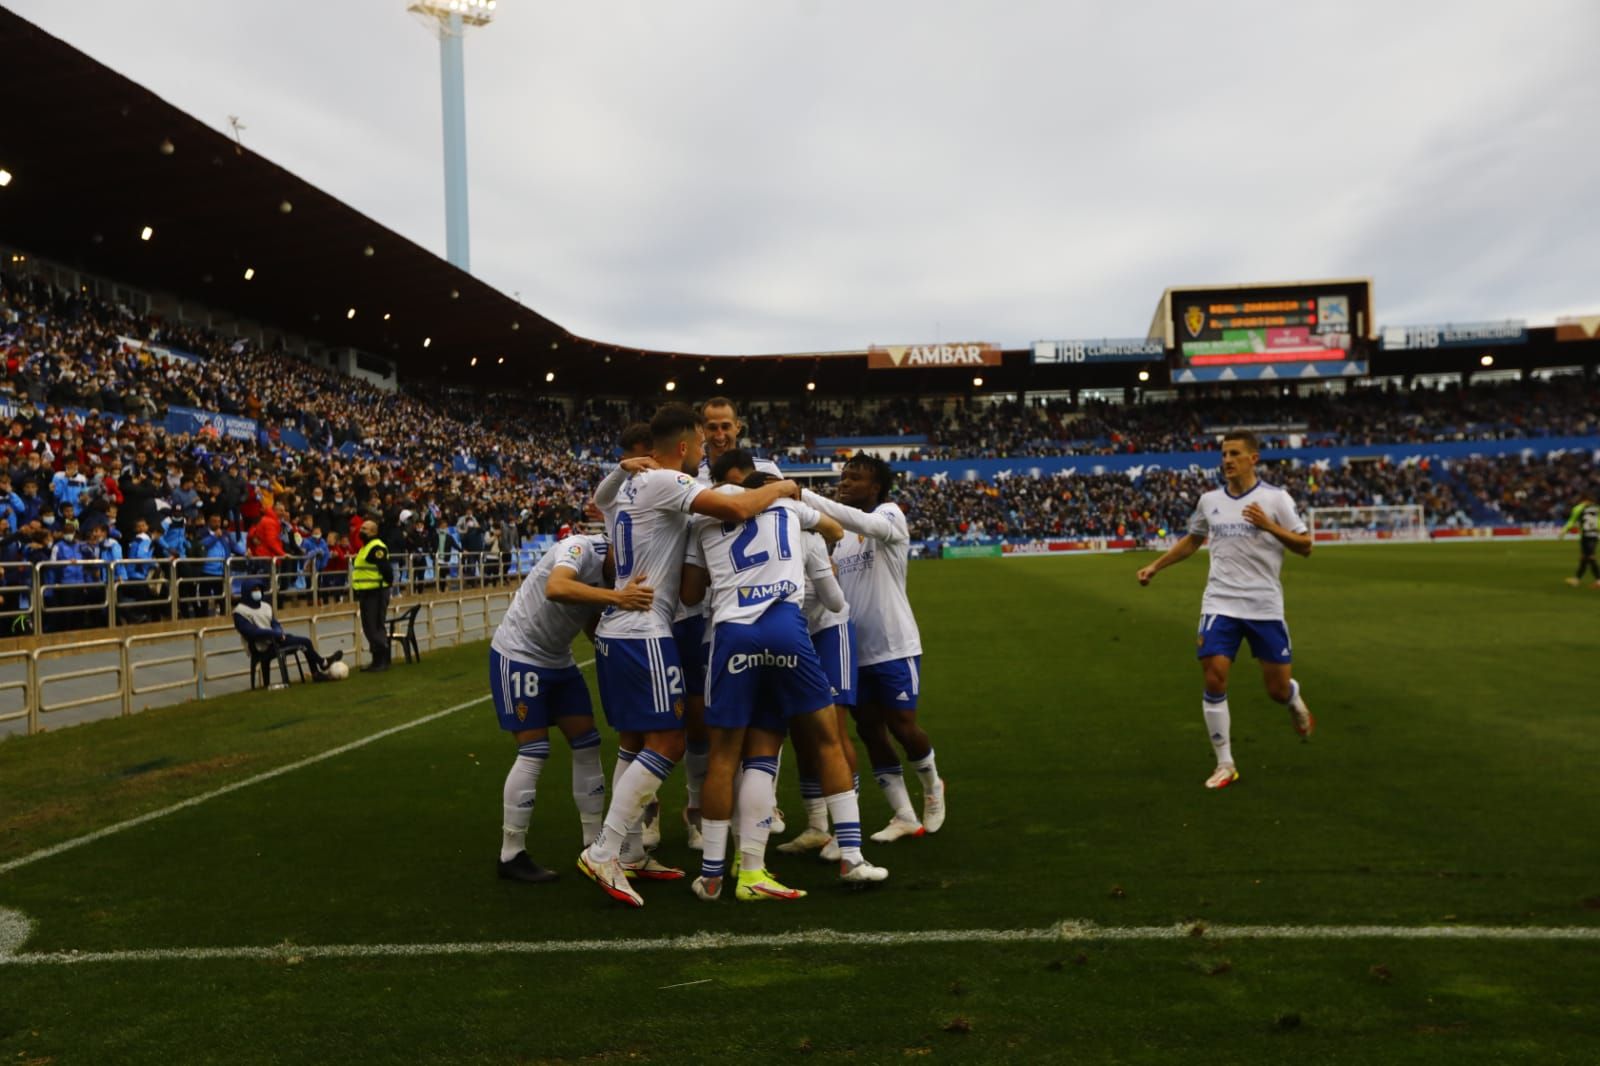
(232, 579), (344, 682)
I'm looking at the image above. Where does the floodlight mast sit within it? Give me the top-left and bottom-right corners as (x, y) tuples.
(408, 0), (496, 272)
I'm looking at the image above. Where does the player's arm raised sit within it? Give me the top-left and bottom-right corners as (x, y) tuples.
(546, 566), (654, 611)
(801, 489), (905, 545)
(1242, 502), (1312, 557)
(690, 479), (801, 523)
(592, 455), (659, 512)
(1137, 533), (1204, 585)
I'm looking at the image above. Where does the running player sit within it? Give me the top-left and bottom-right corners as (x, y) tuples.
(1560, 495), (1599, 588)
(488, 532), (653, 882)
(578, 403), (803, 907)
(1136, 430), (1316, 789)
(801, 454), (946, 843)
(681, 471), (886, 901)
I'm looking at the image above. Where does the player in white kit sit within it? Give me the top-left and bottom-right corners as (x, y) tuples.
(801, 454), (946, 843)
(680, 472), (886, 902)
(487, 533), (652, 882)
(1137, 431), (1316, 789)
(578, 404), (803, 907)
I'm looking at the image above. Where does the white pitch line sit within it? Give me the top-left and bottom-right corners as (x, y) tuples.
(0, 659), (595, 877)
(3, 920), (1599, 967)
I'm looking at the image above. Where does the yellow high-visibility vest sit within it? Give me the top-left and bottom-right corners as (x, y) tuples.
(351, 537), (387, 592)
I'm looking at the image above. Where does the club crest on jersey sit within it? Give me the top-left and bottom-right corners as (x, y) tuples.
(514, 701), (529, 722)
(1184, 305), (1206, 338)
(673, 698), (685, 718)
(736, 580), (798, 607)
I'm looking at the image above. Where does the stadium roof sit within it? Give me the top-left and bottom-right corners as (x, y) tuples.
(0, 9), (1163, 399)
(4, 10), (1591, 398)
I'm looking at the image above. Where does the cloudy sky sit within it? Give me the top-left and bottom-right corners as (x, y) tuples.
(10, 0), (1599, 354)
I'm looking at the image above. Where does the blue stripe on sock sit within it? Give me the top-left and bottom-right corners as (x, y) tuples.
(617, 749), (639, 764)
(871, 763), (904, 777)
(1202, 691), (1228, 704)
(798, 777), (823, 799)
(635, 749), (676, 781)
(569, 730), (602, 750)
(741, 756), (779, 776)
(517, 741), (550, 758)
(701, 859), (725, 878)
(834, 821), (862, 847)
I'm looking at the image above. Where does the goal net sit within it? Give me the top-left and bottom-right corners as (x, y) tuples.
(1307, 505), (1425, 544)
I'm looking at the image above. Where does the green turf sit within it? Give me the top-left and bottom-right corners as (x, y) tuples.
(2, 542), (1598, 1063)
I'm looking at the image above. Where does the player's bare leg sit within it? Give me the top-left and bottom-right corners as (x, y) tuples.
(781, 705), (860, 854)
(1201, 655), (1239, 790)
(882, 706), (945, 832)
(852, 702), (925, 841)
(790, 705), (886, 884)
(1261, 662), (1313, 738)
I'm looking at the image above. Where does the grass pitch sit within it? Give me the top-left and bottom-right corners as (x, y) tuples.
(1, 542), (1597, 1063)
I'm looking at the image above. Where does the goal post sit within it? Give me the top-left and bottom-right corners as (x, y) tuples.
(1307, 505), (1426, 544)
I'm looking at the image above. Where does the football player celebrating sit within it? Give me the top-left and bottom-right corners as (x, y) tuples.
(801, 455), (945, 843)
(694, 397), (787, 839)
(681, 471), (886, 901)
(488, 532), (653, 883)
(1137, 430), (1315, 789)
(578, 404), (802, 907)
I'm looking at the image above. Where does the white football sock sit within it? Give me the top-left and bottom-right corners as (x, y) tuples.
(684, 739), (709, 811)
(569, 731), (605, 847)
(700, 817), (731, 880)
(589, 749), (674, 863)
(1203, 693), (1233, 767)
(500, 740), (548, 862)
(872, 763), (917, 823)
(824, 790), (864, 864)
(737, 757), (778, 872)
(909, 747), (939, 796)
(799, 776), (828, 832)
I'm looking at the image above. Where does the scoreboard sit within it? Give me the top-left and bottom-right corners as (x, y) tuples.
(1158, 278), (1372, 381)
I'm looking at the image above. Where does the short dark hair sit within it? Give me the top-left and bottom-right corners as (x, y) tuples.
(649, 403), (701, 445)
(844, 452), (894, 504)
(700, 396), (737, 417)
(710, 449), (756, 484)
(740, 471), (774, 490)
(1222, 430), (1260, 452)
(619, 422), (653, 453)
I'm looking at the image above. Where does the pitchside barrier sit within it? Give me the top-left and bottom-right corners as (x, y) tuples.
(0, 550), (533, 737)
(920, 521), (1564, 559)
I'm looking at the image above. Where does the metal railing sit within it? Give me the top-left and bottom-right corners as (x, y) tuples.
(10, 584), (515, 735)
(2, 549), (538, 638)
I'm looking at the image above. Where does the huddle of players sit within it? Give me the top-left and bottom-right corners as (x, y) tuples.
(487, 398), (945, 906)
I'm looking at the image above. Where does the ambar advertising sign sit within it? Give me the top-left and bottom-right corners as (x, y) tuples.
(1555, 315), (1600, 343)
(867, 343), (1002, 369)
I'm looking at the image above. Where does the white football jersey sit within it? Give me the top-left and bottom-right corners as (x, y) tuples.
(1187, 481), (1307, 621)
(491, 534), (608, 668)
(802, 530), (849, 635)
(690, 485), (821, 626)
(696, 453), (782, 487)
(802, 492), (920, 667)
(596, 467), (704, 639)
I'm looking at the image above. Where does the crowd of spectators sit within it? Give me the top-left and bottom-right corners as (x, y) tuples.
(1, 268), (1593, 634)
(894, 457), (1487, 543)
(0, 274), (601, 631)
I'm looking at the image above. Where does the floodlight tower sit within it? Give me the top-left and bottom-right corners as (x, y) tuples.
(408, 0), (496, 272)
